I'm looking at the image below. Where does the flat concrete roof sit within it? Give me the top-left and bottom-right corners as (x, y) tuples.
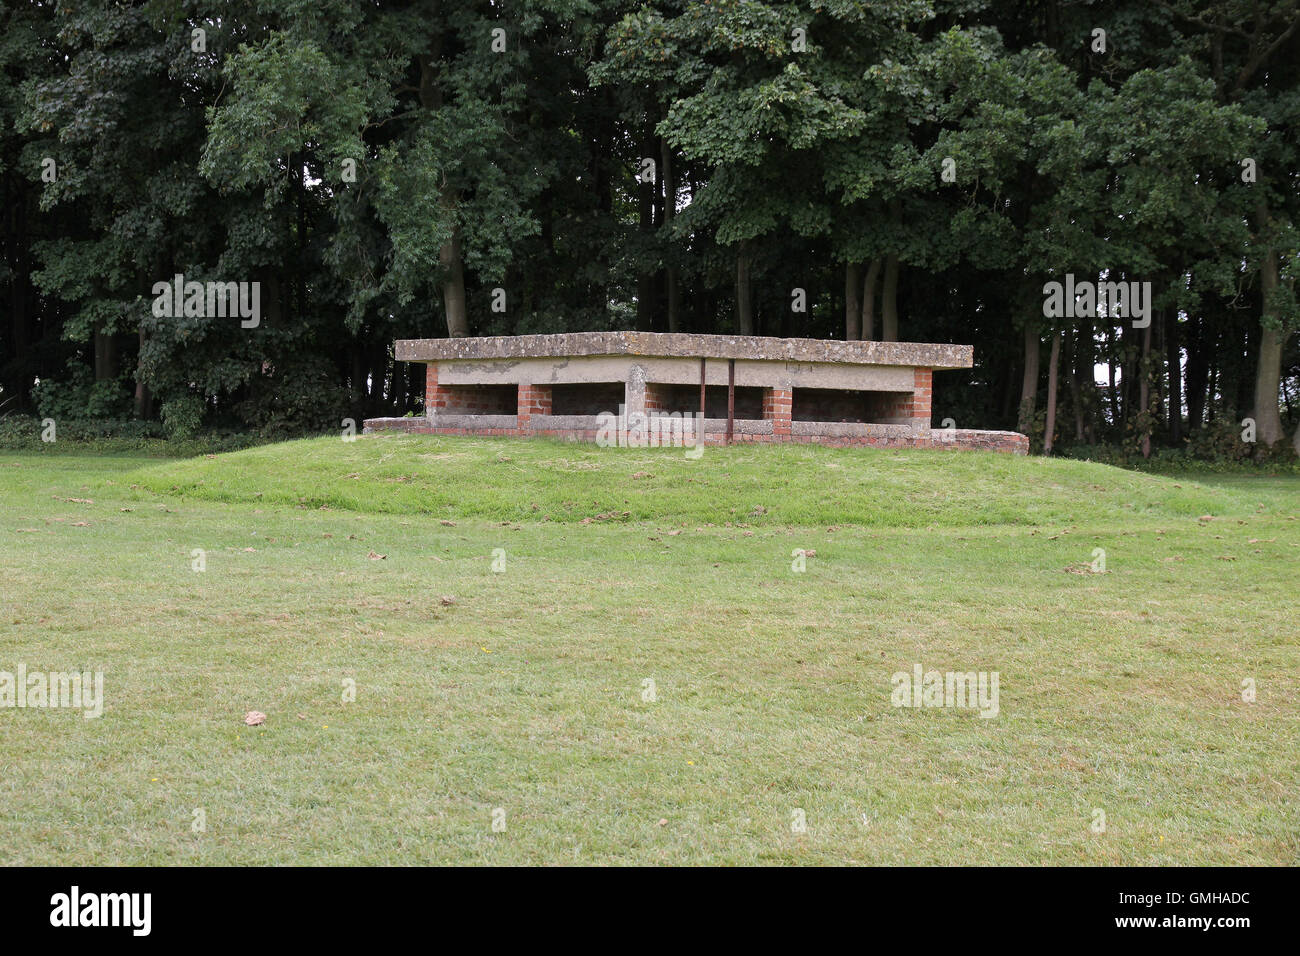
(395, 332), (972, 369)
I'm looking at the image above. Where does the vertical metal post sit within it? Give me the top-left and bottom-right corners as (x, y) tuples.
(727, 359), (735, 446)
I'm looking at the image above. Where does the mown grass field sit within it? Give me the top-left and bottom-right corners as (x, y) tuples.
(1, 434), (1297, 865)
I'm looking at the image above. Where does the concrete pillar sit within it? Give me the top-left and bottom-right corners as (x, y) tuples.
(624, 364), (648, 417)
(623, 364), (648, 444)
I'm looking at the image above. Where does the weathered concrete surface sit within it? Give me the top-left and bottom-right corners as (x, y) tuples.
(791, 421), (916, 438)
(362, 415), (1028, 453)
(397, 332), (972, 369)
(434, 354), (918, 391)
(423, 413), (517, 430)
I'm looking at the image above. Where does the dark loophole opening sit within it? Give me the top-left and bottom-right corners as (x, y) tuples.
(652, 385), (764, 419)
(437, 384), (517, 416)
(792, 388), (913, 424)
(549, 382), (626, 416)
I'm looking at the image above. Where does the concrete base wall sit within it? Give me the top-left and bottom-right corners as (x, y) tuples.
(362, 416), (1029, 454)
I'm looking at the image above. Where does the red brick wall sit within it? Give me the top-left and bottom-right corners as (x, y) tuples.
(913, 367), (933, 428)
(764, 388), (792, 436)
(940, 429), (1028, 453)
(424, 366), (516, 415)
(425, 364), (443, 413)
(644, 383), (670, 413)
(517, 384), (552, 432)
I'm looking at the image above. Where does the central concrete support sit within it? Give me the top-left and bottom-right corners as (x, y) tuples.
(625, 363), (648, 422)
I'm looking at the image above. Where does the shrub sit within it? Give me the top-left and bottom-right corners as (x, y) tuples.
(32, 367), (132, 421)
(1183, 418), (1256, 462)
(1066, 422), (1298, 473)
(160, 394), (205, 441)
(0, 415), (264, 456)
(234, 358), (350, 439)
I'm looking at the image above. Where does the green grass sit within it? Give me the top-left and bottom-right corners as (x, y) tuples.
(1, 435), (1297, 865)
(130, 433), (1239, 526)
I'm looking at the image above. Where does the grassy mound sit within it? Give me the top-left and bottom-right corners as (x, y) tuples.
(125, 432), (1246, 527)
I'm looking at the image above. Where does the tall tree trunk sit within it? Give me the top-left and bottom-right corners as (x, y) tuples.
(1044, 329), (1062, 455)
(665, 267), (681, 333)
(1154, 307), (1166, 429)
(735, 243), (753, 334)
(1237, 319), (1255, 419)
(372, 340), (390, 409)
(1253, 246), (1287, 445)
(350, 348), (366, 402)
(2, 166), (34, 411)
(1207, 362), (1218, 423)
(1067, 326), (1085, 442)
(420, 52), (469, 339)
(1018, 324), (1040, 435)
(1253, 326), (1287, 444)
(635, 274), (655, 330)
(1106, 324), (1119, 430)
(439, 214), (469, 338)
(296, 151), (307, 324)
(861, 258), (881, 341)
(1121, 322), (1137, 434)
(635, 128), (656, 330)
(881, 253), (899, 342)
(652, 133), (665, 229)
(1166, 308), (1182, 444)
(661, 139), (681, 332)
(1139, 320), (1152, 458)
(1000, 364), (1017, 426)
(844, 261), (863, 339)
(881, 199), (902, 341)
(1185, 312), (1207, 430)
(133, 328), (152, 420)
(94, 328), (118, 382)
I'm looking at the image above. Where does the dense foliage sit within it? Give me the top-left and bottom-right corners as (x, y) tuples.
(1, 0), (1297, 458)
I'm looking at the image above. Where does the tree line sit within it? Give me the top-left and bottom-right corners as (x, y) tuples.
(1, 0), (1297, 456)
